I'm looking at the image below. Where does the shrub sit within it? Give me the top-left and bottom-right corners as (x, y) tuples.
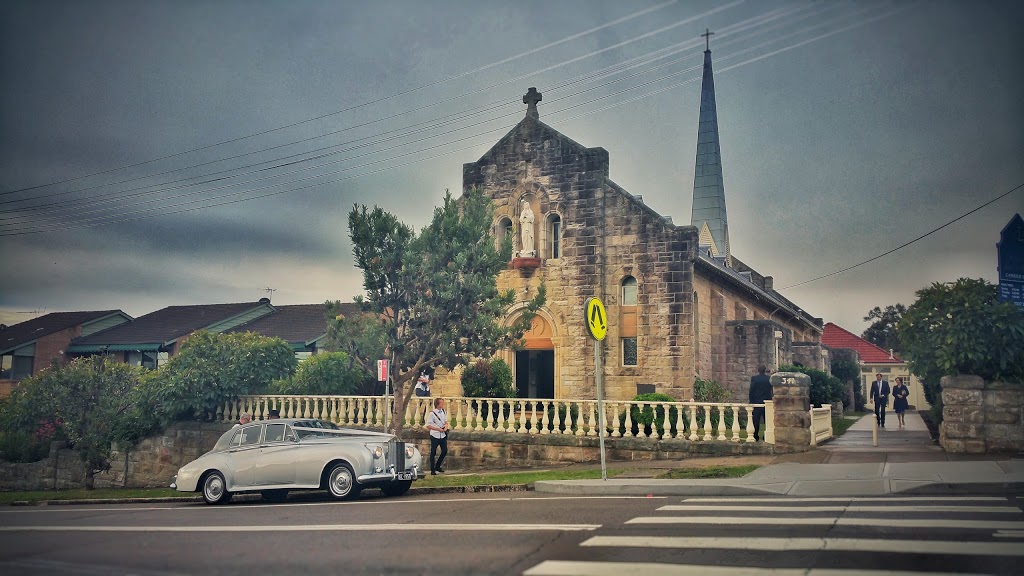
(0, 430), (52, 463)
(460, 359), (515, 398)
(691, 378), (733, 431)
(145, 331), (297, 422)
(271, 351), (366, 395)
(624, 393), (678, 437)
(831, 358), (860, 410)
(0, 356), (149, 487)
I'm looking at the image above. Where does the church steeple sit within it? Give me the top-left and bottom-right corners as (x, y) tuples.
(690, 28), (731, 266)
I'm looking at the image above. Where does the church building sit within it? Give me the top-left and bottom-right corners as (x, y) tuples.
(456, 38), (825, 402)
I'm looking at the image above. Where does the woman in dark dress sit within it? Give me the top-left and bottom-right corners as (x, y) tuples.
(892, 376), (909, 428)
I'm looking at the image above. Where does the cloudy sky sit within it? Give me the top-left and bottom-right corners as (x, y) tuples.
(1, 0), (1021, 335)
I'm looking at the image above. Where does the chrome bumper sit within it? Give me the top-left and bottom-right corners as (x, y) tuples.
(357, 466), (420, 483)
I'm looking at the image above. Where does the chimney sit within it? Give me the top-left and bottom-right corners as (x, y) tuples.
(889, 348), (895, 360)
(764, 276), (773, 291)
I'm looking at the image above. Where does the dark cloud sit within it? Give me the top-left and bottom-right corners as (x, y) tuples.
(1, 0), (1022, 331)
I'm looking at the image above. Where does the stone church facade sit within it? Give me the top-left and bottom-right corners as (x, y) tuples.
(446, 47), (824, 403)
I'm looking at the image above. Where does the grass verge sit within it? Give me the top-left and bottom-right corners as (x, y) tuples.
(831, 416), (858, 437)
(656, 465), (760, 479)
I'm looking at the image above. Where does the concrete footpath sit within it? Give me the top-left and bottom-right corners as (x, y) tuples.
(534, 411), (1024, 497)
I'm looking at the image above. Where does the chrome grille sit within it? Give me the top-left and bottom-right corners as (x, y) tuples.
(389, 439), (406, 471)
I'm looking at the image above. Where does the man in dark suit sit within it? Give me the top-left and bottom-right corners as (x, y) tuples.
(870, 374), (890, 427)
(748, 365), (773, 442)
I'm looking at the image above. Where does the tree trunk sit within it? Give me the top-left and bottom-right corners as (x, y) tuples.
(84, 469), (95, 490)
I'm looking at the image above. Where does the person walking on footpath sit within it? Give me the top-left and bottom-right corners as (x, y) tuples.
(748, 365), (773, 442)
(426, 397), (450, 475)
(892, 376), (909, 428)
(870, 373), (890, 428)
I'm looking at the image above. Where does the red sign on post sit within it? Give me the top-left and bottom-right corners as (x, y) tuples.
(377, 359), (389, 382)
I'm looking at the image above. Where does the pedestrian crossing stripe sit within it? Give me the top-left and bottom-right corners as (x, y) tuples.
(678, 497), (1008, 503)
(626, 516), (1024, 530)
(579, 536), (1024, 556)
(659, 505), (1020, 513)
(523, 561), (989, 576)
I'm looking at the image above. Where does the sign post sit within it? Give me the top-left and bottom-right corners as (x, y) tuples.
(377, 359), (389, 429)
(584, 297), (609, 481)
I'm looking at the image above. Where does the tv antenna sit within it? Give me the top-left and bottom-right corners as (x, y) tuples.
(261, 287), (277, 302)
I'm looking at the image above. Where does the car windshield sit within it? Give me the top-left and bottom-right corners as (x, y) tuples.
(292, 419), (341, 439)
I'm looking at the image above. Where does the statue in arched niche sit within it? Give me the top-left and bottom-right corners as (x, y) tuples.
(519, 201), (535, 257)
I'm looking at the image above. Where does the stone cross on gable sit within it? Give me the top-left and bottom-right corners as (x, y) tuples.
(523, 87), (542, 119)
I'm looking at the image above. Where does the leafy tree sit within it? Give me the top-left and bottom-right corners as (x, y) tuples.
(145, 331), (297, 422)
(861, 304), (907, 354)
(830, 358), (861, 410)
(271, 351), (368, 395)
(331, 189), (545, 435)
(898, 278), (1024, 413)
(0, 357), (148, 488)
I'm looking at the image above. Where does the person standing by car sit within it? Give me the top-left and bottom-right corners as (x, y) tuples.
(748, 365), (773, 442)
(426, 397), (450, 475)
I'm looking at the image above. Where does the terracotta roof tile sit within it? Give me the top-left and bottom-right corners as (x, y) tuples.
(821, 322), (902, 363)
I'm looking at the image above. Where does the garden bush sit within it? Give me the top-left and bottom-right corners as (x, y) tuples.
(270, 351), (366, 395)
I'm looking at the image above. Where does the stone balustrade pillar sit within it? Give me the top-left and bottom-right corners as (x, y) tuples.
(770, 371), (811, 451)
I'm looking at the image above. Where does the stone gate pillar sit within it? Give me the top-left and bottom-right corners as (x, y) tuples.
(771, 371), (811, 450)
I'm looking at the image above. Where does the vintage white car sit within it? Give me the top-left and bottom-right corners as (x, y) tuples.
(171, 418), (423, 504)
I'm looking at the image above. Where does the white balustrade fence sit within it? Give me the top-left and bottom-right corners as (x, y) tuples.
(226, 395), (781, 444)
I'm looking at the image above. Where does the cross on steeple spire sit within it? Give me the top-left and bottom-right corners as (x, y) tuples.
(701, 28), (714, 52)
(523, 87), (542, 119)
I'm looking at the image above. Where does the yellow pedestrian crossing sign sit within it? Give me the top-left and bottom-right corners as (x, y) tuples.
(585, 297), (607, 341)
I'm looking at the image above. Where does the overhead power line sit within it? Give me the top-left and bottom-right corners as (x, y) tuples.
(0, 4), (908, 236)
(0, 0), (685, 197)
(777, 183), (1024, 291)
(0, 2), (832, 223)
(0, 0), (759, 210)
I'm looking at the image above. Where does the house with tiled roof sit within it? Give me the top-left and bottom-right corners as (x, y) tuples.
(68, 300), (278, 368)
(225, 303), (358, 359)
(0, 310), (132, 396)
(822, 322), (930, 410)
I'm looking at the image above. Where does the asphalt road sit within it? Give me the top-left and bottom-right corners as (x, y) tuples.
(1, 490), (1022, 575)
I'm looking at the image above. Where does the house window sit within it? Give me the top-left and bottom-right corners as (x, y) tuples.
(127, 351), (159, 370)
(547, 214), (561, 258)
(295, 351), (313, 362)
(1, 354), (33, 379)
(623, 337), (638, 366)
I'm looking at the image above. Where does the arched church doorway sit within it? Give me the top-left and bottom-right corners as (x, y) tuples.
(516, 350), (554, 398)
(513, 313), (555, 399)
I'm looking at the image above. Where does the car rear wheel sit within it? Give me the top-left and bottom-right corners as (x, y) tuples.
(261, 489), (289, 502)
(381, 480), (412, 497)
(201, 471), (231, 505)
(326, 463), (360, 500)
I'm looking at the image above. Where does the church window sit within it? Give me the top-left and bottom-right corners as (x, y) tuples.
(497, 217), (513, 250)
(620, 276), (638, 367)
(622, 337), (638, 366)
(546, 214), (561, 259)
(621, 276), (637, 306)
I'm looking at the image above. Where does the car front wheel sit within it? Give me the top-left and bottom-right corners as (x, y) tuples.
(326, 463), (360, 500)
(381, 480), (412, 497)
(202, 471), (231, 505)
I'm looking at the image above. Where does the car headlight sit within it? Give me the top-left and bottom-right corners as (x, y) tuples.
(405, 445), (415, 459)
(367, 444), (383, 459)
